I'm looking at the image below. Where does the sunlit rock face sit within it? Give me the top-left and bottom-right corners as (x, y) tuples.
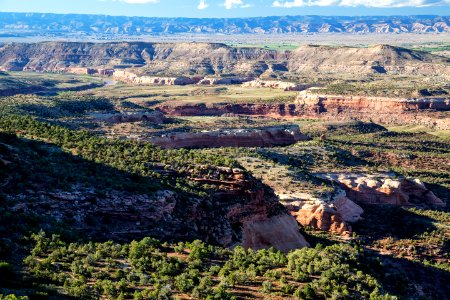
(149, 126), (309, 149)
(318, 173), (446, 208)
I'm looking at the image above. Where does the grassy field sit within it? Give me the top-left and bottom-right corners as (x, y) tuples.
(0, 72), (103, 96)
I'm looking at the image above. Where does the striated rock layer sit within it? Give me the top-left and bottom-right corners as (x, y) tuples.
(150, 126), (309, 149)
(296, 92), (450, 114)
(155, 94), (450, 129)
(0, 42), (448, 78)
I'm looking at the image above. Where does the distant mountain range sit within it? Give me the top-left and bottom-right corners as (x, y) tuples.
(0, 13), (449, 37)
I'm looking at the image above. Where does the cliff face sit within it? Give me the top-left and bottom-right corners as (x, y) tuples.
(0, 42), (283, 77)
(0, 42), (447, 77)
(320, 173), (446, 208)
(283, 172), (445, 236)
(149, 126), (309, 149)
(155, 94), (450, 129)
(296, 92), (450, 129)
(156, 103), (299, 117)
(113, 70), (203, 85)
(296, 92), (450, 114)
(1, 134), (309, 251)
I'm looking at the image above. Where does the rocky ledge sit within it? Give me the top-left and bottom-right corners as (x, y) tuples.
(296, 91), (450, 114)
(242, 79), (307, 91)
(287, 172), (446, 235)
(318, 172), (446, 208)
(113, 70), (202, 85)
(155, 93), (450, 129)
(149, 125), (309, 149)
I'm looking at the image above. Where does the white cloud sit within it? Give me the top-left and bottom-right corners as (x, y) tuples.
(198, 0), (209, 9)
(224, 0), (251, 9)
(272, 0), (450, 7)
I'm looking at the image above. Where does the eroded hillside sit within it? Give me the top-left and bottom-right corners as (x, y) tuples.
(0, 42), (448, 79)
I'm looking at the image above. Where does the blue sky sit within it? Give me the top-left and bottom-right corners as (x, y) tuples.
(0, 0), (449, 17)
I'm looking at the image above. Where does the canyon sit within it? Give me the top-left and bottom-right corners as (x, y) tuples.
(0, 135), (308, 252)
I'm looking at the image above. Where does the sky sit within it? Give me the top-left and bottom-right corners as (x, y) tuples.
(0, 0), (449, 18)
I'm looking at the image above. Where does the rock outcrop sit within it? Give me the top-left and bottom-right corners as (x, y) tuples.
(242, 214), (309, 252)
(297, 91), (450, 114)
(242, 79), (307, 91)
(281, 171), (445, 236)
(198, 77), (253, 85)
(280, 189), (363, 235)
(239, 153), (444, 236)
(149, 126), (309, 149)
(319, 173), (446, 207)
(113, 70), (202, 85)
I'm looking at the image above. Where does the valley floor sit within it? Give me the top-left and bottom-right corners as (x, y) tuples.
(0, 71), (448, 299)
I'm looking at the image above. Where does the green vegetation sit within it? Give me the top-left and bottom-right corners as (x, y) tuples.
(310, 77), (449, 97)
(22, 232), (394, 299)
(410, 42), (450, 54)
(0, 115), (237, 198)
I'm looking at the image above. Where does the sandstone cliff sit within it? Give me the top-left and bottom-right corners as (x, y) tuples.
(319, 173), (446, 208)
(242, 79), (307, 91)
(113, 70), (202, 85)
(149, 126), (309, 149)
(155, 93), (450, 129)
(281, 171), (445, 236)
(296, 91), (450, 114)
